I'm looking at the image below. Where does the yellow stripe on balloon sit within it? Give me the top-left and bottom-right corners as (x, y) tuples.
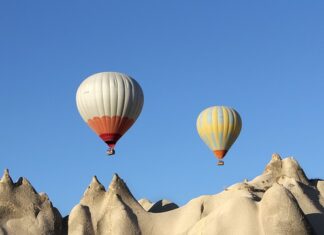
(223, 107), (229, 148)
(202, 110), (213, 150)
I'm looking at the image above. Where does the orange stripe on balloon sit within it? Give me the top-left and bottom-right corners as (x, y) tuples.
(213, 150), (228, 160)
(87, 116), (135, 137)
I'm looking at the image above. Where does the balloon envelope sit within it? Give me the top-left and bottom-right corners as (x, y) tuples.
(76, 72), (144, 149)
(196, 106), (242, 160)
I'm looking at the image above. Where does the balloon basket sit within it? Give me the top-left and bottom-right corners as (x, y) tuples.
(217, 160), (224, 166)
(107, 148), (115, 156)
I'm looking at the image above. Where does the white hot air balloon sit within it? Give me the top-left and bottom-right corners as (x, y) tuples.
(76, 72), (144, 155)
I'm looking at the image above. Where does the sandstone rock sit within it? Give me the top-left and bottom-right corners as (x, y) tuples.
(68, 155), (323, 235)
(0, 154), (323, 235)
(0, 169), (62, 235)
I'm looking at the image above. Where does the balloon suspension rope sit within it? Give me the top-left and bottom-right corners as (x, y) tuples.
(107, 147), (115, 156)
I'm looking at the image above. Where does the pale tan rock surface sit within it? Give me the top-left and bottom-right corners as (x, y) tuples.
(0, 169), (62, 235)
(138, 199), (179, 213)
(66, 154), (323, 235)
(1, 154), (323, 235)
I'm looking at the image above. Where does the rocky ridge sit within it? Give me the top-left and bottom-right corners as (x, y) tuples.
(0, 154), (323, 235)
(0, 169), (62, 235)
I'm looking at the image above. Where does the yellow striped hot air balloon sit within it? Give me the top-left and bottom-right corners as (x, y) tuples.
(196, 106), (242, 165)
(76, 72), (144, 155)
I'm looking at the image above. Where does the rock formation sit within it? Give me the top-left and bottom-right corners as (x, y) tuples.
(66, 154), (323, 235)
(138, 199), (179, 213)
(0, 154), (323, 234)
(0, 169), (62, 235)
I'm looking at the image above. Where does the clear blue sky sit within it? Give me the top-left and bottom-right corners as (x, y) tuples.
(0, 1), (323, 216)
